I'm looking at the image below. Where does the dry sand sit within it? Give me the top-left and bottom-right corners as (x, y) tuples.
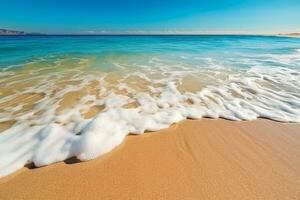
(0, 119), (300, 200)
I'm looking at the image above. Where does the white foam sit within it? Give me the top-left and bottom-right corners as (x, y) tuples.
(0, 56), (300, 178)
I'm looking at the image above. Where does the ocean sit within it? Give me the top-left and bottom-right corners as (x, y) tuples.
(0, 35), (300, 177)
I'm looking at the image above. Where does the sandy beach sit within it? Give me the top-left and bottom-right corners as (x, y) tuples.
(0, 119), (299, 200)
(0, 35), (300, 200)
(1, 0), (300, 198)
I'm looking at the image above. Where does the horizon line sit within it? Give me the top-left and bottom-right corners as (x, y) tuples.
(1, 28), (300, 36)
(1, 33), (299, 37)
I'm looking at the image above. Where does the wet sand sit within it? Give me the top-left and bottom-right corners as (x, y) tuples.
(0, 119), (300, 200)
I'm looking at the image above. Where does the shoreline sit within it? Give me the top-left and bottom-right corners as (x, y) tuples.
(1, 35), (300, 180)
(0, 118), (299, 199)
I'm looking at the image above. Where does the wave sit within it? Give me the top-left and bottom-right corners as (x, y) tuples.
(0, 59), (299, 178)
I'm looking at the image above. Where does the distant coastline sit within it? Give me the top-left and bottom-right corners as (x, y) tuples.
(277, 33), (300, 38)
(0, 29), (43, 36)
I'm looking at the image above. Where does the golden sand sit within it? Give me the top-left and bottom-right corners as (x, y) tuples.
(0, 119), (299, 200)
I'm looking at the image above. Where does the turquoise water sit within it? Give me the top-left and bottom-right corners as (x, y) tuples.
(0, 35), (300, 178)
(1, 35), (300, 70)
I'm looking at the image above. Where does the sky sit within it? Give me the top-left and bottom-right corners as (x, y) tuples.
(0, 0), (299, 34)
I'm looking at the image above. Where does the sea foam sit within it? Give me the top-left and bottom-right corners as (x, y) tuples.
(0, 41), (300, 178)
(1, 63), (300, 178)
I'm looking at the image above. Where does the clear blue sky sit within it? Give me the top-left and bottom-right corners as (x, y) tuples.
(0, 0), (299, 34)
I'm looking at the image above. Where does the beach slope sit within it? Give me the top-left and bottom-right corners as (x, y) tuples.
(0, 119), (300, 199)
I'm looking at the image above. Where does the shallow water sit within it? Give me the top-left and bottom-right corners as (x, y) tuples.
(0, 35), (300, 177)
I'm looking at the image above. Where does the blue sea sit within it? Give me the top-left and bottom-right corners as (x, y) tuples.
(0, 35), (300, 177)
(1, 35), (300, 70)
